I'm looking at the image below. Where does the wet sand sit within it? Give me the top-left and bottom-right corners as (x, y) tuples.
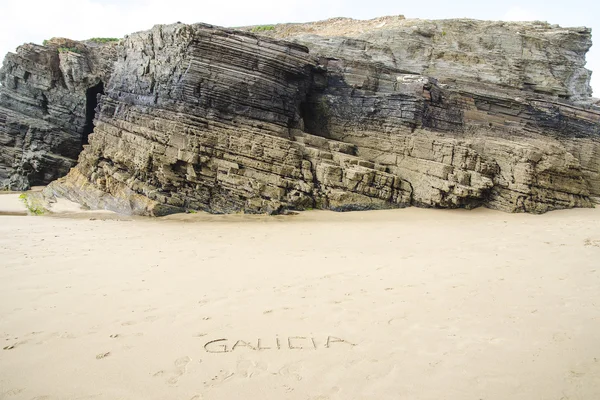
(1, 193), (599, 399)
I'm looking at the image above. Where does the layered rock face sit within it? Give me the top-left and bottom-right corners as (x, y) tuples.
(266, 17), (594, 99)
(0, 38), (117, 189)
(2, 17), (599, 214)
(263, 17), (600, 213)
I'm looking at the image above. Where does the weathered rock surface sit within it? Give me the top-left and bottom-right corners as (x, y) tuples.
(259, 16), (594, 99)
(1, 17), (599, 214)
(0, 38), (117, 189)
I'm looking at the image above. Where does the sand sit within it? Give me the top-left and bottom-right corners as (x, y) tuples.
(1, 192), (599, 400)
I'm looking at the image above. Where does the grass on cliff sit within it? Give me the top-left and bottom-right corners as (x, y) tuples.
(19, 193), (45, 216)
(251, 25), (275, 32)
(41, 37), (119, 47)
(87, 37), (120, 43)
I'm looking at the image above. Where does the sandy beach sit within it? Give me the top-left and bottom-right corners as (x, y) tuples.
(1, 193), (599, 400)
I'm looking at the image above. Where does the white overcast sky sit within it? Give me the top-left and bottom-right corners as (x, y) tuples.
(0, 0), (598, 95)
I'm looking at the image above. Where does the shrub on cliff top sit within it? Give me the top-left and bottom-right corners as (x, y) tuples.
(87, 37), (120, 43)
(251, 25), (275, 32)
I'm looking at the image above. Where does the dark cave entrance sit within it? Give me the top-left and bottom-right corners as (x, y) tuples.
(82, 81), (104, 146)
(299, 95), (330, 139)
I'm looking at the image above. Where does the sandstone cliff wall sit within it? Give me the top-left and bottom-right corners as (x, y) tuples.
(1, 17), (599, 215)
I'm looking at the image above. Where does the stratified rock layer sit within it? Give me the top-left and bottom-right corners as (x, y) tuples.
(261, 17), (594, 99)
(2, 17), (599, 214)
(0, 38), (117, 189)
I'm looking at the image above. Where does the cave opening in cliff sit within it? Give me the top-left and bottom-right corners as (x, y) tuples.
(299, 95), (330, 139)
(82, 81), (104, 146)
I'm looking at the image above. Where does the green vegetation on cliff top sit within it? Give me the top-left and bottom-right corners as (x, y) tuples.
(87, 37), (120, 43)
(251, 25), (275, 32)
(42, 37), (120, 47)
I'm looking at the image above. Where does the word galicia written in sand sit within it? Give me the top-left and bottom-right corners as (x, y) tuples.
(204, 336), (356, 353)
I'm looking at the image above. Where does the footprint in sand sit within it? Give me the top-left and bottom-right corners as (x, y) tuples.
(96, 352), (111, 360)
(278, 363), (303, 381)
(167, 356), (192, 385)
(283, 385), (294, 393)
(236, 359), (268, 378)
(1, 388), (24, 396)
(3, 338), (29, 350)
(58, 332), (77, 339)
(204, 369), (235, 387)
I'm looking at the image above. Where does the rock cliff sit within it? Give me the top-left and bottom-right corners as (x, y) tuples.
(0, 38), (117, 190)
(1, 17), (599, 215)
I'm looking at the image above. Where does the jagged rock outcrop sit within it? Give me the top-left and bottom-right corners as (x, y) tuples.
(1, 17), (599, 215)
(0, 38), (117, 189)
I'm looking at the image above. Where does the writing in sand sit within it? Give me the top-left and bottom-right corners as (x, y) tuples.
(204, 336), (356, 353)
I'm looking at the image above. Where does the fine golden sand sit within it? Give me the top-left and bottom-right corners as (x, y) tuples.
(1, 193), (599, 399)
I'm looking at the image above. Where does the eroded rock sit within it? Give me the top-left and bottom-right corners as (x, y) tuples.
(0, 37), (117, 189)
(1, 17), (599, 214)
